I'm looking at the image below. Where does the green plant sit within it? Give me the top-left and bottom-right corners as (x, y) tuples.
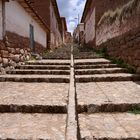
(96, 49), (136, 74)
(109, 58), (136, 74)
(128, 106), (140, 114)
(96, 47), (109, 58)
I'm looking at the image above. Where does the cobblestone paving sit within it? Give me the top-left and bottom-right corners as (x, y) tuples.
(75, 58), (110, 64)
(0, 113), (66, 140)
(79, 113), (140, 139)
(0, 53), (71, 139)
(77, 82), (140, 112)
(74, 47), (140, 140)
(0, 44), (140, 139)
(28, 59), (70, 65)
(0, 82), (68, 106)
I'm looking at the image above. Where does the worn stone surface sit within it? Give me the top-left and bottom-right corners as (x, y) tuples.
(0, 82), (68, 113)
(0, 74), (70, 83)
(16, 65), (70, 70)
(79, 113), (140, 140)
(75, 58), (110, 65)
(77, 82), (140, 112)
(76, 73), (140, 82)
(7, 69), (70, 75)
(76, 68), (127, 75)
(28, 59), (70, 65)
(75, 64), (118, 69)
(0, 113), (66, 140)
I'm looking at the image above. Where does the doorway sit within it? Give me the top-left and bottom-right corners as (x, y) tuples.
(29, 24), (35, 52)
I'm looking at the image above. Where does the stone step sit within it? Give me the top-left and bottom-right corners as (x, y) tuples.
(0, 113), (66, 140)
(79, 113), (140, 140)
(0, 82), (68, 113)
(75, 68), (128, 75)
(16, 65), (70, 70)
(0, 75), (70, 83)
(7, 69), (70, 75)
(75, 64), (118, 69)
(76, 73), (140, 82)
(77, 82), (140, 113)
(75, 58), (111, 65)
(42, 56), (71, 60)
(27, 60), (70, 65)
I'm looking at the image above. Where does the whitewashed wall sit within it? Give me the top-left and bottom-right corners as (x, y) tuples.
(5, 1), (46, 47)
(85, 8), (95, 44)
(0, 0), (2, 40)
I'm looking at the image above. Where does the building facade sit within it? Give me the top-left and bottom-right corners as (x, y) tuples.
(61, 17), (67, 44)
(65, 32), (72, 44)
(81, 0), (131, 47)
(73, 23), (84, 44)
(0, 0), (49, 73)
(33, 0), (63, 49)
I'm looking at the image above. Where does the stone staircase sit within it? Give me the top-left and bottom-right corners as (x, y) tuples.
(0, 59), (70, 140)
(74, 56), (140, 140)
(0, 45), (140, 140)
(0, 60), (70, 83)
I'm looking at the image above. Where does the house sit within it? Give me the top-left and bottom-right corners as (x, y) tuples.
(61, 17), (67, 44)
(73, 23), (84, 44)
(33, 0), (64, 49)
(81, 0), (131, 47)
(65, 32), (72, 44)
(0, 0), (49, 72)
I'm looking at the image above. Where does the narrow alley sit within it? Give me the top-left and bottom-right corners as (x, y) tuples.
(0, 0), (140, 140)
(0, 44), (140, 140)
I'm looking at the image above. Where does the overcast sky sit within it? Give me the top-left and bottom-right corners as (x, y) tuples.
(57, 0), (86, 33)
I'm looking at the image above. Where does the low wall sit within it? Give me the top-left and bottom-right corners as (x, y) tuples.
(96, 27), (140, 73)
(0, 31), (45, 74)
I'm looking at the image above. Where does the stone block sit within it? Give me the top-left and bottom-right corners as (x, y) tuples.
(1, 50), (9, 58)
(12, 54), (20, 63)
(0, 57), (2, 63)
(15, 48), (20, 54)
(7, 47), (16, 54)
(8, 59), (16, 67)
(2, 58), (9, 67)
(20, 49), (25, 54)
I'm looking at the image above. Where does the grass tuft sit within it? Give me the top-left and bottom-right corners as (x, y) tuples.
(96, 48), (136, 74)
(128, 106), (140, 114)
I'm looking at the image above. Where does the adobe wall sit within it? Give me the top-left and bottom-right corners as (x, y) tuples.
(0, 0), (2, 40)
(94, 0), (131, 24)
(5, 1), (47, 47)
(96, 0), (140, 73)
(50, 1), (62, 49)
(83, 0), (131, 47)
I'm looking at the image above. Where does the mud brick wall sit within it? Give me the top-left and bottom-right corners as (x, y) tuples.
(95, 0), (140, 73)
(96, 27), (140, 73)
(0, 31), (46, 74)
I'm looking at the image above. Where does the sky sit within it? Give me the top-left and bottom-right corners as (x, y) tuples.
(57, 0), (86, 33)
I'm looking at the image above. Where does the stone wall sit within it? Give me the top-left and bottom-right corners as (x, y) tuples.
(95, 0), (140, 73)
(0, 0), (2, 40)
(96, 27), (140, 73)
(0, 31), (46, 74)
